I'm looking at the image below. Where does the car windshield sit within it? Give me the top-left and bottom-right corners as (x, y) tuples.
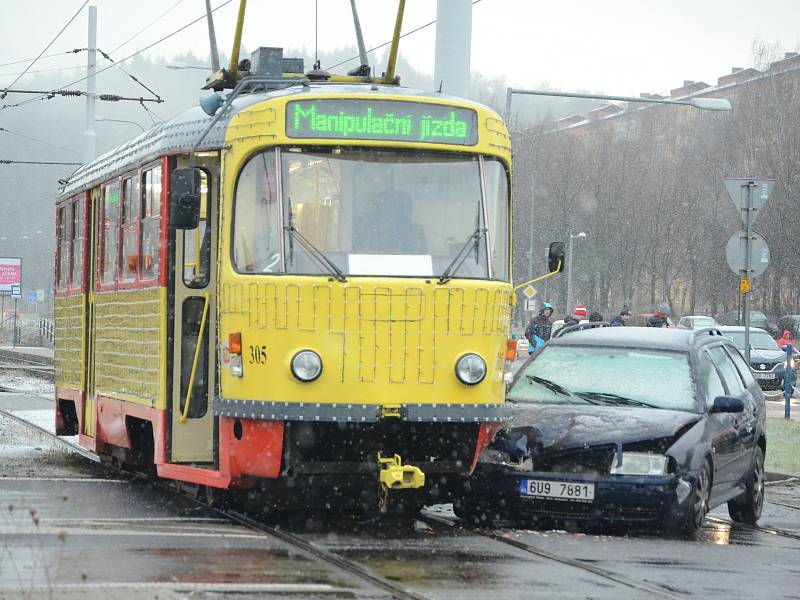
(691, 317), (716, 327)
(725, 331), (780, 352)
(508, 345), (696, 412)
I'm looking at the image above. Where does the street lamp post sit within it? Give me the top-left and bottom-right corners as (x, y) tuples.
(95, 116), (145, 133)
(504, 87), (733, 122)
(565, 232), (586, 313)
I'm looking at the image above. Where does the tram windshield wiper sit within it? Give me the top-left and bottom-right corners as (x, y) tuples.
(284, 225), (347, 283)
(284, 197), (347, 283)
(437, 226), (487, 284)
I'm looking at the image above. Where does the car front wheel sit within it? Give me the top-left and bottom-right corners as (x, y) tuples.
(728, 446), (764, 525)
(681, 460), (711, 535)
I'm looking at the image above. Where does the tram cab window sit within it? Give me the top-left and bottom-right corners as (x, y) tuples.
(141, 166), (162, 279)
(71, 198), (84, 289)
(278, 148), (489, 279)
(484, 159), (510, 281)
(183, 170), (211, 287)
(120, 177), (139, 281)
(233, 150), (280, 273)
(56, 205), (70, 290)
(101, 181), (120, 285)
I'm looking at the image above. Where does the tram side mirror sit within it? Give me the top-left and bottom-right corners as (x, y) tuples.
(548, 241), (566, 273)
(170, 168), (201, 230)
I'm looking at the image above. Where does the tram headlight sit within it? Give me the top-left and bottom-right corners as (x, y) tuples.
(291, 350), (323, 382)
(455, 353), (486, 385)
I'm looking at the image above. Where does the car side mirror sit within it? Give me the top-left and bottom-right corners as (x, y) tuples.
(709, 395), (744, 414)
(170, 168), (201, 230)
(548, 241), (565, 273)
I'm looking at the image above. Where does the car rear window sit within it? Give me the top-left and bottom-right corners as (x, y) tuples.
(509, 345), (696, 412)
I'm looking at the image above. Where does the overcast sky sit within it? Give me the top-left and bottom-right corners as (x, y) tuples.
(2, 0), (800, 97)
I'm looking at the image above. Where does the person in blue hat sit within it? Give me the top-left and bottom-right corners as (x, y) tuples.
(525, 302), (554, 353)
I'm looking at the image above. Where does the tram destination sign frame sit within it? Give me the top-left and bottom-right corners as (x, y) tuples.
(0, 257), (22, 293)
(285, 99), (478, 146)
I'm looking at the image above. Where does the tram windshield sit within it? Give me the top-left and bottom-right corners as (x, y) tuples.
(232, 148), (509, 280)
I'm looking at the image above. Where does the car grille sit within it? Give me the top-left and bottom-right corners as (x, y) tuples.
(533, 448), (615, 475)
(752, 362), (780, 372)
(519, 499), (663, 522)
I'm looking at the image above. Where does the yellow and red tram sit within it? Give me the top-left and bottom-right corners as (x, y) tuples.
(54, 61), (514, 510)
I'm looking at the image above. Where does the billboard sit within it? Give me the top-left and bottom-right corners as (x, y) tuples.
(0, 257), (22, 293)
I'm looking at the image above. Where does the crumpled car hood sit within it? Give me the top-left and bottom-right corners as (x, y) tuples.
(500, 403), (701, 454)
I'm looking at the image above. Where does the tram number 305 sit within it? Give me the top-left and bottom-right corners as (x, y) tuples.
(520, 479), (595, 501)
(249, 345), (268, 365)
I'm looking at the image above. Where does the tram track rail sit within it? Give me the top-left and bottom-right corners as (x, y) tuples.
(4, 383), (800, 599)
(705, 514), (800, 542)
(420, 512), (684, 599)
(0, 395), (430, 600)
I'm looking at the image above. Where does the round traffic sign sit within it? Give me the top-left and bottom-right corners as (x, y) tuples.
(725, 231), (770, 278)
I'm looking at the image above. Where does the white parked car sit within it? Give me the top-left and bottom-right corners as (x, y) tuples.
(677, 315), (718, 330)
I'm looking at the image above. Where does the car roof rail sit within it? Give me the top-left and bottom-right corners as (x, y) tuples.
(551, 321), (610, 339)
(692, 326), (724, 339)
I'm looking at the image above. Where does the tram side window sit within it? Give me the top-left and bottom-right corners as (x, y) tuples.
(56, 205), (70, 290)
(101, 181), (120, 284)
(484, 159), (509, 282)
(120, 176), (139, 281)
(141, 166), (162, 279)
(71, 198), (84, 289)
(233, 151), (280, 273)
(183, 170), (210, 287)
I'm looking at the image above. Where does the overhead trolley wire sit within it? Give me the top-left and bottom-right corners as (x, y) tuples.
(0, 127), (80, 156)
(108, 0), (186, 56)
(0, 160), (83, 166)
(1, 0), (234, 111)
(4, 0), (90, 92)
(0, 49), (85, 69)
(327, 0), (485, 72)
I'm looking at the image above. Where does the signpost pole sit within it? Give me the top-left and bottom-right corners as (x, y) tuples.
(12, 297), (17, 349)
(785, 344), (793, 419)
(743, 182), (753, 366)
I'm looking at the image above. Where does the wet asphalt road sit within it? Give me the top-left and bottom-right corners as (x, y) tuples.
(1, 390), (800, 599)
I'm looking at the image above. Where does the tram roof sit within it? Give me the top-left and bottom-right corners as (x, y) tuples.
(58, 83), (497, 202)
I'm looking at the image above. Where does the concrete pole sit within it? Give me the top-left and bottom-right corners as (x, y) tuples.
(433, 0), (472, 97)
(82, 6), (97, 164)
(566, 234), (574, 314)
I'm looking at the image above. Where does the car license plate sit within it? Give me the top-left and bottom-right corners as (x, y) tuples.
(755, 373), (776, 380)
(519, 479), (595, 502)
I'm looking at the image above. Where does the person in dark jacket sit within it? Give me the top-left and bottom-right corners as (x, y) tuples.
(610, 308), (632, 327)
(588, 311), (604, 322)
(525, 302), (554, 344)
(647, 302), (670, 328)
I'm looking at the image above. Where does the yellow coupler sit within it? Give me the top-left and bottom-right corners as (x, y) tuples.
(378, 453), (425, 510)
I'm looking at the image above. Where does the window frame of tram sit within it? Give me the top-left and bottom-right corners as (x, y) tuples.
(178, 166), (212, 419)
(98, 162), (163, 290)
(55, 196), (85, 293)
(230, 147), (511, 281)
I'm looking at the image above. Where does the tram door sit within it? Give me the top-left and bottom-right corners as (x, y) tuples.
(82, 188), (100, 438)
(169, 162), (217, 463)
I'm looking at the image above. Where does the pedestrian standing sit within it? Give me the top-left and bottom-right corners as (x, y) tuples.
(610, 308), (632, 327)
(647, 303), (671, 328)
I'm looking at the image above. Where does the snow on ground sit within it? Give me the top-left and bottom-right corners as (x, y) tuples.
(0, 373), (53, 398)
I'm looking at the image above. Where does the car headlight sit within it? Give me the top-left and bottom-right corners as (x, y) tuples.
(455, 353), (486, 385)
(610, 452), (668, 476)
(291, 350), (322, 382)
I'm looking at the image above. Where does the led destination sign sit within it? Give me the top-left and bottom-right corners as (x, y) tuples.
(286, 99), (478, 145)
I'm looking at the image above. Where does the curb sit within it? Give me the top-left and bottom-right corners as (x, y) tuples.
(765, 473), (799, 485)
